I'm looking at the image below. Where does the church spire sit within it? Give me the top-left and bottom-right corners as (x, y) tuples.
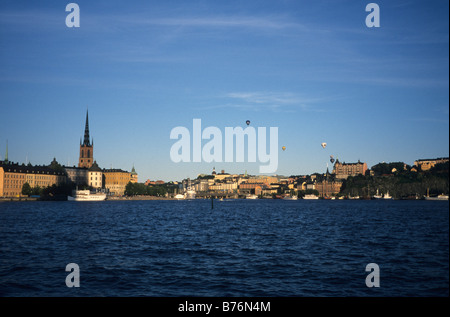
(83, 109), (91, 146)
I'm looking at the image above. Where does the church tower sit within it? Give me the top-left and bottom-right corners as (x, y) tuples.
(78, 110), (94, 168)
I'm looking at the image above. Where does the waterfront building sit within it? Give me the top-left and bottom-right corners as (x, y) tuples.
(261, 187), (278, 196)
(65, 166), (88, 186)
(144, 179), (165, 185)
(130, 165), (138, 183)
(297, 181), (307, 191)
(79, 110), (94, 168)
(238, 182), (265, 195)
(333, 159), (368, 179)
(102, 168), (131, 196)
(213, 170), (231, 181)
(0, 161), (66, 197)
(88, 161), (102, 189)
(315, 180), (343, 197)
(246, 175), (278, 186)
(209, 181), (237, 193)
(194, 179), (209, 192)
(305, 183), (316, 190)
(414, 157), (449, 171)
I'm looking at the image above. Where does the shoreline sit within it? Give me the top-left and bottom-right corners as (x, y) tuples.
(1, 196), (447, 202)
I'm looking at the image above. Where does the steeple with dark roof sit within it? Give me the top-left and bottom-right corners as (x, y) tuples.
(83, 110), (91, 146)
(78, 109), (94, 168)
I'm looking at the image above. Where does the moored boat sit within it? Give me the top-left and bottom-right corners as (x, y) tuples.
(373, 189), (382, 199)
(283, 195), (298, 200)
(425, 194), (449, 201)
(303, 194), (319, 200)
(68, 190), (106, 201)
(383, 191), (393, 199)
(185, 187), (196, 199)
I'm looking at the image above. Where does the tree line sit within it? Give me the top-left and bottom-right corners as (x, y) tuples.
(341, 162), (449, 199)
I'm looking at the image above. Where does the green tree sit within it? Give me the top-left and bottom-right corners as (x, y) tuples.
(125, 182), (135, 196)
(22, 182), (32, 196)
(31, 185), (42, 196)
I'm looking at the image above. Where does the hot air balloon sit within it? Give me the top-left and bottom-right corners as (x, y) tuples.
(282, 146), (286, 151)
(246, 120), (250, 126)
(321, 142), (327, 149)
(330, 155), (335, 164)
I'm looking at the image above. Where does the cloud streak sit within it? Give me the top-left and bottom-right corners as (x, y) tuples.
(200, 92), (331, 113)
(115, 15), (303, 30)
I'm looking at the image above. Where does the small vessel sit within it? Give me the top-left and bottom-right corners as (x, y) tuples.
(425, 188), (448, 200)
(246, 194), (259, 199)
(383, 191), (393, 199)
(348, 195), (359, 200)
(373, 189), (382, 199)
(68, 190), (106, 201)
(174, 194), (185, 199)
(425, 194), (449, 201)
(283, 195), (298, 200)
(303, 194), (319, 200)
(184, 187), (196, 199)
(183, 179), (196, 200)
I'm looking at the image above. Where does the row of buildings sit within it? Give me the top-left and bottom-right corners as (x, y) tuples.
(0, 111), (137, 198)
(1, 109), (447, 198)
(179, 167), (345, 198)
(179, 157), (448, 198)
(0, 159), (138, 198)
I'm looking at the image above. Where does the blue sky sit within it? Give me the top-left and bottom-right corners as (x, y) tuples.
(0, 0), (448, 181)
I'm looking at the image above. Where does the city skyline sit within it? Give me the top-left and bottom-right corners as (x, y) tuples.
(0, 0), (448, 182)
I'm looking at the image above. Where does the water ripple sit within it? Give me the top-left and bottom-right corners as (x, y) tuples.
(0, 200), (448, 296)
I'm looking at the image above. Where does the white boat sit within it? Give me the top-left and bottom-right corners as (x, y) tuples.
(185, 187), (196, 199)
(246, 194), (259, 199)
(425, 194), (449, 201)
(348, 196), (359, 200)
(68, 190), (106, 201)
(174, 194), (185, 199)
(373, 189), (382, 199)
(383, 191), (393, 199)
(303, 194), (319, 200)
(283, 195), (298, 200)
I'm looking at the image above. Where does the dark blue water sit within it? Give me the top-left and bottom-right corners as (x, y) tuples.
(0, 200), (448, 296)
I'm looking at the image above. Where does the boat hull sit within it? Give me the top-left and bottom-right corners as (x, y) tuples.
(303, 195), (319, 200)
(67, 194), (106, 201)
(425, 195), (449, 201)
(68, 190), (106, 201)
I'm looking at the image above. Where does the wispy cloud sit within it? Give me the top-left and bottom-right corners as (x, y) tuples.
(115, 15), (303, 30)
(201, 92), (331, 113)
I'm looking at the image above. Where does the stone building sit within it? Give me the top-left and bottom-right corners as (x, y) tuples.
(0, 161), (66, 197)
(103, 168), (131, 196)
(333, 159), (368, 179)
(88, 161), (103, 189)
(414, 157), (449, 171)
